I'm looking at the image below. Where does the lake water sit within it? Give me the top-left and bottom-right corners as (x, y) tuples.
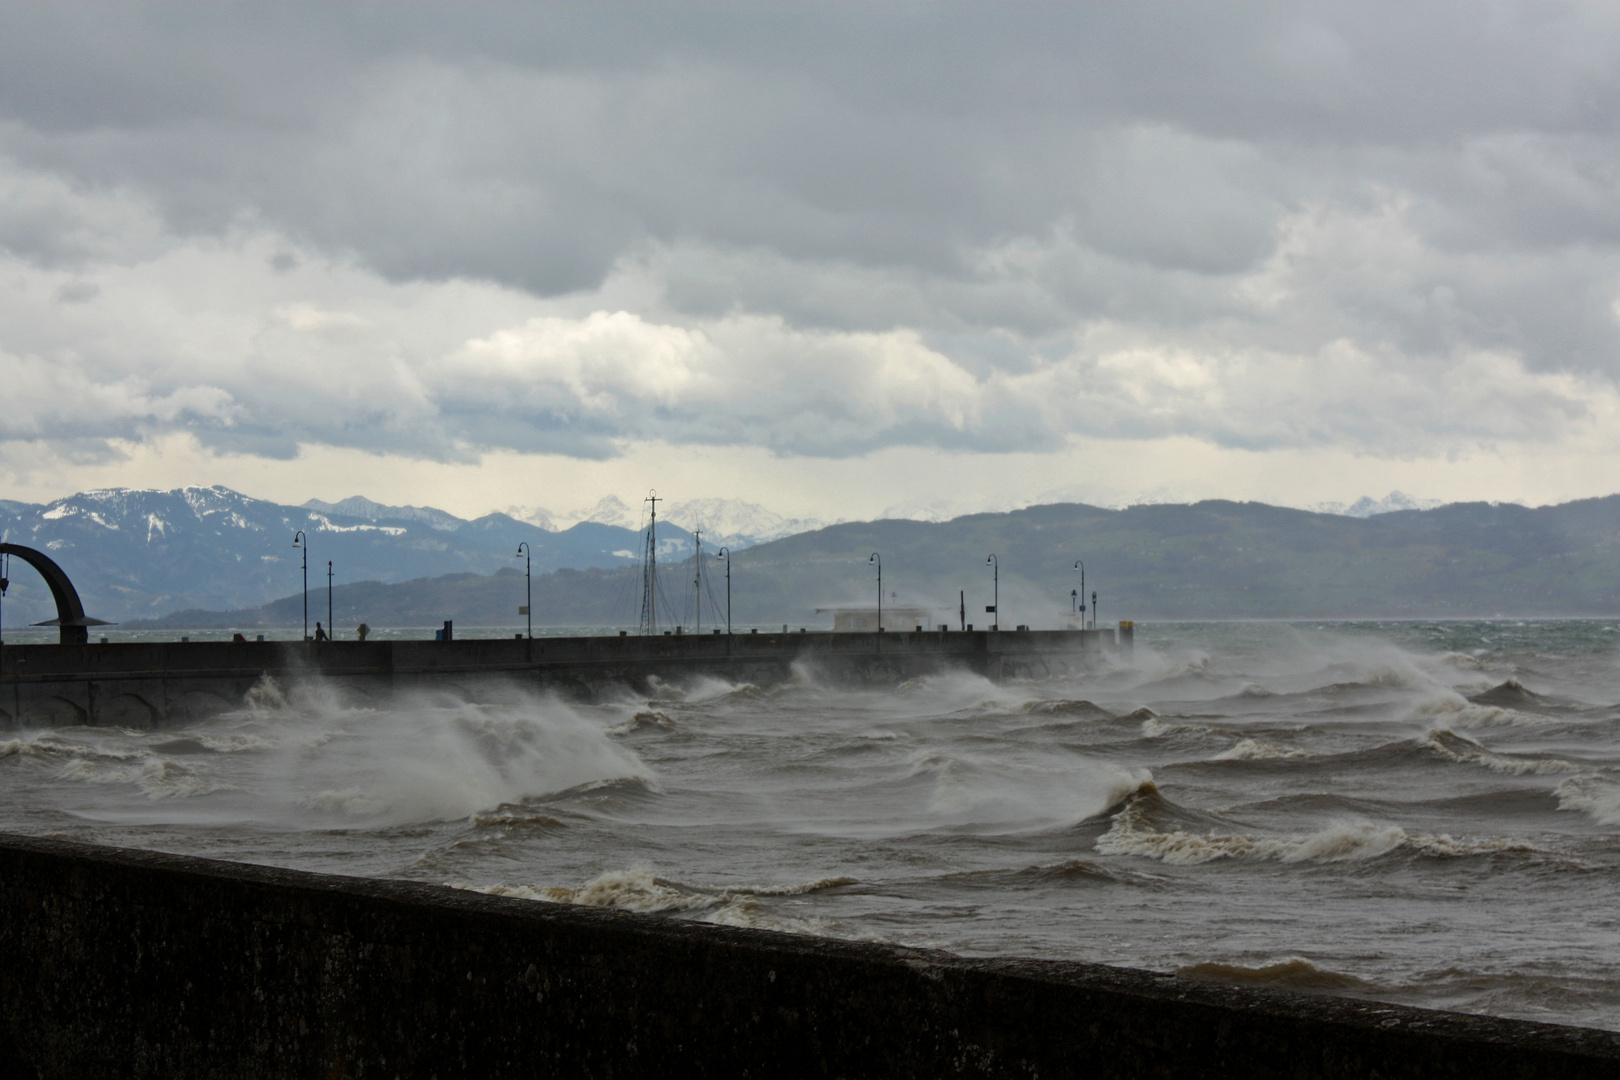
(3, 620), (1619, 1030)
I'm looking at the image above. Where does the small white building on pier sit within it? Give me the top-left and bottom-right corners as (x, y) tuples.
(817, 607), (935, 632)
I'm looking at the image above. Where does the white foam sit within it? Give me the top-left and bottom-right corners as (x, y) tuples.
(262, 691), (655, 826)
(1140, 714), (1211, 740)
(897, 747), (1149, 835)
(1212, 738), (1313, 761)
(607, 710), (677, 735)
(1420, 729), (1579, 775)
(1407, 833), (1538, 857)
(1407, 693), (1547, 730)
(55, 754), (230, 799)
(1556, 774), (1620, 825)
(1097, 795), (1405, 865)
(22, 682), (655, 828)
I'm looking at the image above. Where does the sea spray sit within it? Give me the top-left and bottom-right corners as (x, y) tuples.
(8, 620), (1620, 1031)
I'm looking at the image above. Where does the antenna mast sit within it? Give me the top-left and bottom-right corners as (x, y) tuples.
(639, 489), (660, 635)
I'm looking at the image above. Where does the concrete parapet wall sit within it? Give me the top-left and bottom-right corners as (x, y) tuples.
(0, 833), (1615, 1079)
(0, 629), (1104, 728)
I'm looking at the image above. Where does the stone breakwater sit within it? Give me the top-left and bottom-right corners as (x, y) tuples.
(0, 833), (1617, 1079)
(0, 629), (1115, 728)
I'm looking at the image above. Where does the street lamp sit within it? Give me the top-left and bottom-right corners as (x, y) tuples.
(715, 547), (731, 635)
(1073, 560), (1086, 629)
(1092, 589), (1099, 630)
(292, 530), (308, 641)
(327, 560), (333, 639)
(870, 552), (882, 632)
(515, 542), (532, 639)
(986, 554), (998, 631)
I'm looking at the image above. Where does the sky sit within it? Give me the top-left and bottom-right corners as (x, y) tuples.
(4, 2), (1620, 522)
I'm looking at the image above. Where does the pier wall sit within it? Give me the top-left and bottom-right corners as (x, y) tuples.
(0, 629), (1106, 728)
(0, 833), (1616, 1079)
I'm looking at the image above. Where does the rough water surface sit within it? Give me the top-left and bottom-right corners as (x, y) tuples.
(4, 620), (1620, 1031)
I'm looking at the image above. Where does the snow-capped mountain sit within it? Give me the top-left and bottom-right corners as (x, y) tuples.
(0, 486), (692, 625)
(661, 498), (831, 547)
(570, 495), (641, 530)
(303, 495), (465, 531)
(1310, 491), (1445, 518)
(502, 505), (561, 531)
(499, 495), (830, 547)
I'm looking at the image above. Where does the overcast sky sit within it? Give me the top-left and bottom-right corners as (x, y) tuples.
(4, 2), (1620, 519)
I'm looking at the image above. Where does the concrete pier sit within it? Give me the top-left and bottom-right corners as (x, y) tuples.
(0, 833), (1615, 1079)
(0, 629), (1110, 728)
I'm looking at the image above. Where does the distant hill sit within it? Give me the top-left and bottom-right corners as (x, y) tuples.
(121, 495), (1620, 629)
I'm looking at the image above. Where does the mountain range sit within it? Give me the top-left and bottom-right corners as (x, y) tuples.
(0, 486), (695, 626)
(109, 492), (1620, 630)
(496, 495), (832, 546)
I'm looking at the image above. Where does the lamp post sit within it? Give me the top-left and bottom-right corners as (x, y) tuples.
(715, 547), (731, 635)
(692, 530), (702, 635)
(327, 561), (333, 640)
(986, 554), (998, 631)
(1092, 590), (1099, 630)
(869, 552), (882, 632)
(515, 542), (532, 639)
(292, 530), (308, 641)
(1073, 560), (1086, 629)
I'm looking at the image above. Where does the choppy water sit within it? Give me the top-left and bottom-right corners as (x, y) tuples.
(5, 620), (1620, 1030)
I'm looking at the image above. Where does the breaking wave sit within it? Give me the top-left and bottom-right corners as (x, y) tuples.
(1420, 729), (1579, 775)
(1212, 738), (1314, 761)
(1556, 774), (1620, 825)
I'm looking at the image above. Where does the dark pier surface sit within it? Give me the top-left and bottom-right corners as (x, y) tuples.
(0, 832), (1615, 1079)
(0, 628), (1115, 728)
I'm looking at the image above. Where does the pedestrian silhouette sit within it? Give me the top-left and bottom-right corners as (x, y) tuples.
(314, 621), (328, 642)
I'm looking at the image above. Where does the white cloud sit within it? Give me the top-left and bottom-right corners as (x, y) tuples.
(2, 5), (1620, 514)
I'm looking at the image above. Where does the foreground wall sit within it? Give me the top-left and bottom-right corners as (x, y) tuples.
(0, 629), (1111, 728)
(0, 835), (1616, 1079)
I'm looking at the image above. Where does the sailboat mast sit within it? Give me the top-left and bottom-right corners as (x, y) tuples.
(640, 489), (660, 635)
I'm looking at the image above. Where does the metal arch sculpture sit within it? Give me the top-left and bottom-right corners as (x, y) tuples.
(0, 543), (108, 645)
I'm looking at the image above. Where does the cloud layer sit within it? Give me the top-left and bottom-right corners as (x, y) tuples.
(2, 3), (1620, 495)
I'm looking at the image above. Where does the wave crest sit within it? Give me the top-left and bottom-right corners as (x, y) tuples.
(1420, 729), (1578, 775)
(1096, 792), (1404, 865)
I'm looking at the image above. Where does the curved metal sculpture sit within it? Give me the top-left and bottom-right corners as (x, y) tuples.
(0, 543), (108, 645)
